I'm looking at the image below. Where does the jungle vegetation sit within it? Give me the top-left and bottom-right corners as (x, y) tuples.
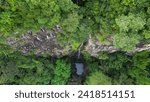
(0, 0), (150, 85)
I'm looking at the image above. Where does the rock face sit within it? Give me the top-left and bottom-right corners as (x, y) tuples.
(84, 35), (119, 57)
(7, 26), (70, 57)
(7, 27), (150, 57)
(85, 35), (150, 57)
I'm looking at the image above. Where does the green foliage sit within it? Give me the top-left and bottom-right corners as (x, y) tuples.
(1, 50), (150, 85)
(113, 73), (134, 85)
(114, 13), (146, 51)
(0, 56), (23, 84)
(83, 51), (99, 73)
(0, 0), (150, 85)
(58, 0), (77, 12)
(70, 40), (81, 50)
(83, 51), (93, 62)
(122, 0), (148, 7)
(84, 51), (150, 85)
(0, 0), (61, 35)
(0, 53), (55, 85)
(97, 53), (135, 85)
(98, 52), (109, 60)
(87, 62), (99, 73)
(128, 51), (150, 84)
(0, 44), (14, 56)
(61, 12), (80, 33)
(122, 0), (137, 6)
(99, 53), (130, 72)
(17, 68), (53, 85)
(16, 56), (54, 85)
(0, 0), (149, 51)
(51, 59), (71, 85)
(143, 30), (150, 39)
(113, 33), (140, 51)
(85, 71), (112, 85)
(115, 13), (146, 32)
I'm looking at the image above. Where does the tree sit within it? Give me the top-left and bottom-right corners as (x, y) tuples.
(85, 71), (112, 85)
(113, 32), (140, 51)
(0, 55), (24, 84)
(128, 51), (150, 84)
(51, 59), (71, 85)
(57, 0), (77, 12)
(0, 53), (55, 85)
(0, 0), (61, 36)
(114, 13), (146, 51)
(61, 12), (80, 33)
(115, 13), (146, 32)
(143, 30), (150, 39)
(15, 56), (54, 85)
(0, 44), (14, 56)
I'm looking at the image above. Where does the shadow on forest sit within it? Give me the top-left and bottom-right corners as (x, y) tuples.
(72, 0), (86, 6)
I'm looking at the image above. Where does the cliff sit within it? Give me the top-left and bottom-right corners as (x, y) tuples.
(7, 27), (150, 57)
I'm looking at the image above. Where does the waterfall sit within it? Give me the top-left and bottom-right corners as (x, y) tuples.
(77, 49), (81, 59)
(77, 42), (83, 59)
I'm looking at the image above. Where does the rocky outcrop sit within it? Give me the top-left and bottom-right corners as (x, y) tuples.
(7, 25), (71, 57)
(84, 35), (119, 57)
(7, 27), (150, 57)
(84, 35), (150, 57)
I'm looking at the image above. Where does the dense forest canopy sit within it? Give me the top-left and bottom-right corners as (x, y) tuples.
(0, 0), (150, 85)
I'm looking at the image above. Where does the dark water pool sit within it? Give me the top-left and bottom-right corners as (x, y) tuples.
(75, 63), (84, 75)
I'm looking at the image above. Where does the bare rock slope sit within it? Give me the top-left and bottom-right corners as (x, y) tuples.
(7, 27), (150, 57)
